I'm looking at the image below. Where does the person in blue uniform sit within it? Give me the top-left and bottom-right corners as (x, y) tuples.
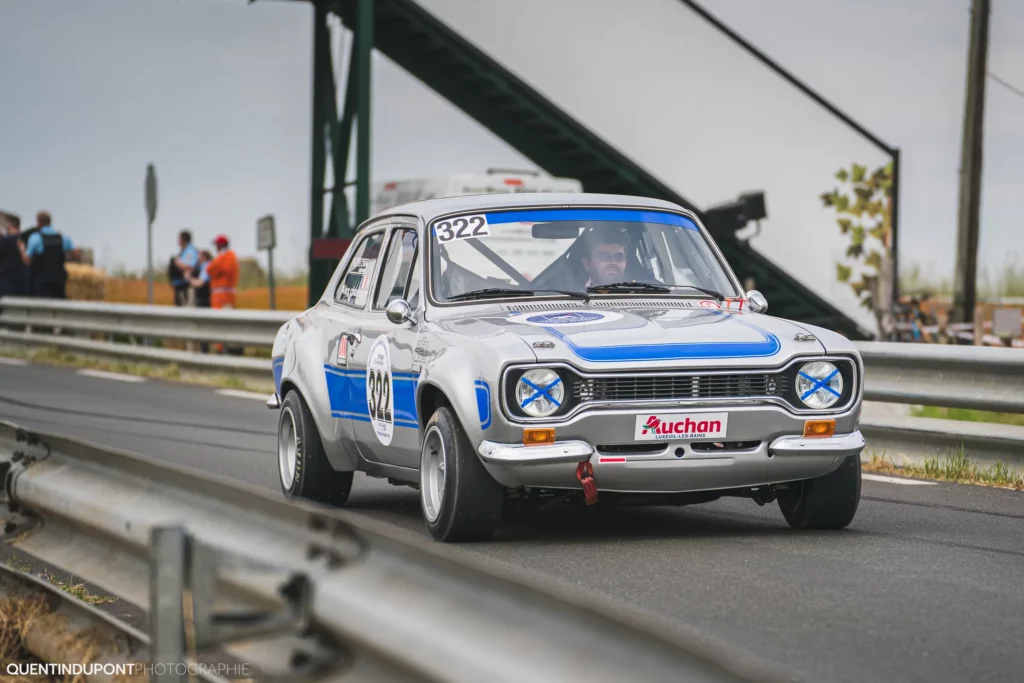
(24, 211), (77, 299)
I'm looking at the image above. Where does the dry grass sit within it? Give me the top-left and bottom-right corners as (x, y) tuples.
(0, 592), (48, 681)
(865, 450), (1024, 490)
(100, 279), (307, 311)
(38, 572), (115, 607)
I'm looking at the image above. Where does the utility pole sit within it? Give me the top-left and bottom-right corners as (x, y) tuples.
(952, 0), (990, 325)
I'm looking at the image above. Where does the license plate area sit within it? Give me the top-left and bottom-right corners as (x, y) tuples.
(633, 411), (729, 441)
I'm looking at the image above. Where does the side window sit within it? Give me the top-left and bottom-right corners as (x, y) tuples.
(334, 231), (385, 308)
(373, 229), (420, 309)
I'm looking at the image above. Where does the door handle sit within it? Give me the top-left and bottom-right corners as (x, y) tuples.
(342, 331), (362, 345)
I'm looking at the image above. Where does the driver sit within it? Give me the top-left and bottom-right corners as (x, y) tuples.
(580, 225), (628, 287)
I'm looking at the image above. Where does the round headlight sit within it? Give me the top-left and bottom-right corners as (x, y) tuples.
(515, 368), (564, 418)
(796, 361), (844, 409)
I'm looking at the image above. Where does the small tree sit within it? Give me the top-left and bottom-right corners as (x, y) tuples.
(820, 162), (894, 337)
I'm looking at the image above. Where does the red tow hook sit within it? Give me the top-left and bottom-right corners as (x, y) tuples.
(575, 460), (599, 506)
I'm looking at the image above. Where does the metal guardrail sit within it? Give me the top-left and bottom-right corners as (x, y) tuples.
(0, 421), (755, 683)
(1, 298), (1023, 467)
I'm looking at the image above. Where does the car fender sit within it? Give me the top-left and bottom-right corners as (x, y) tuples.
(275, 314), (359, 471)
(416, 335), (528, 449)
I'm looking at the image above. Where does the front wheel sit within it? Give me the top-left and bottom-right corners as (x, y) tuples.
(278, 390), (353, 506)
(778, 455), (861, 530)
(420, 406), (503, 542)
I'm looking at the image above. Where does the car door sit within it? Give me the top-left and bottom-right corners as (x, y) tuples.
(348, 221), (424, 470)
(319, 225), (389, 460)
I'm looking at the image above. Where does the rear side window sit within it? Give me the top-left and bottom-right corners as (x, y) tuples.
(374, 229), (420, 309)
(334, 232), (385, 308)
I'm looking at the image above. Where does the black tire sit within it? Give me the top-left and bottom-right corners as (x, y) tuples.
(419, 406), (503, 542)
(778, 455), (861, 530)
(278, 390), (353, 506)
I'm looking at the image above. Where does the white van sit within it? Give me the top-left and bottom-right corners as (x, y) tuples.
(370, 169), (583, 217)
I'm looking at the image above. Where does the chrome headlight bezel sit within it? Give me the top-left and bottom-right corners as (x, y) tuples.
(795, 360), (845, 410)
(514, 368), (566, 418)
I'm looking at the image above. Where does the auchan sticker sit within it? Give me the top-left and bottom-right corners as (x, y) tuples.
(634, 412), (729, 441)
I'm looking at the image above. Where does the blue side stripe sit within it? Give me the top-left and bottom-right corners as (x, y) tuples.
(545, 319), (782, 362)
(324, 364), (418, 429)
(272, 356), (284, 393)
(483, 208), (699, 230)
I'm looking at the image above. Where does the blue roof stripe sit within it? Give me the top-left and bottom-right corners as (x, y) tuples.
(483, 208), (698, 230)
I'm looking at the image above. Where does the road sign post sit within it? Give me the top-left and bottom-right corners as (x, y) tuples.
(145, 165), (158, 305)
(257, 215), (277, 310)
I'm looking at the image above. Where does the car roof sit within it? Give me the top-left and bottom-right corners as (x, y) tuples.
(370, 192), (694, 224)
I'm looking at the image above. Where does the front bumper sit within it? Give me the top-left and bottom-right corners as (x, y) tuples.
(476, 430), (865, 493)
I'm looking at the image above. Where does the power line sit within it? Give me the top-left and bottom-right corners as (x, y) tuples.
(988, 72), (1024, 99)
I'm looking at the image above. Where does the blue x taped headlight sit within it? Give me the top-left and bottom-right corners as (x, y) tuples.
(796, 361), (844, 409)
(515, 368), (565, 418)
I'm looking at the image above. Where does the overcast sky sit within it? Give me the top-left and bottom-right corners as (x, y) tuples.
(1, 0), (1022, 320)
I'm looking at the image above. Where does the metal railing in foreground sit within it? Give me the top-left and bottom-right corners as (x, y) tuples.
(0, 421), (755, 683)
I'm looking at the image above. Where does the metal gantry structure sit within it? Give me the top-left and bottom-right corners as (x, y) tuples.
(307, 0), (373, 303)
(304, 0), (886, 339)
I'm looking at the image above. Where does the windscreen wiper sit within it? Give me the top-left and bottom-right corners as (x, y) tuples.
(668, 285), (727, 301)
(586, 281), (671, 294)
(447, 288), (590, 302)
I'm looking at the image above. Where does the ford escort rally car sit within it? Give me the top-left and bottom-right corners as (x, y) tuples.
(269, 193), (865, 541)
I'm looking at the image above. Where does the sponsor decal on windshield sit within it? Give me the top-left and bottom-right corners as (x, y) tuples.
(506, 310), (623, 326)
(634, 412), (729, 441)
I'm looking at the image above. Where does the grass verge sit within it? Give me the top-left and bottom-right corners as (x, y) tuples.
(0, 344), (273, 394)
(39, 571), (116, 606)
(865, 448), (1024, 491)
(909, 405), (1024, 427)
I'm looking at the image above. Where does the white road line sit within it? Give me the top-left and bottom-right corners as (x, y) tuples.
(0, 357), (28, 366)
(862, 473), (937, 486)
(215, 389), (270, 401)
(76, 369), (148, 383)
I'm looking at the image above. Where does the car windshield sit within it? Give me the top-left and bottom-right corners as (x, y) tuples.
(428, 208), (739, 303)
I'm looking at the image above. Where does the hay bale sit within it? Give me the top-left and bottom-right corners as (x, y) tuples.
(65, 264), (106, 301)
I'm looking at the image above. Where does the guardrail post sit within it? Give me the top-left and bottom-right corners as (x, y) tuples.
(150, 525), (188, 683)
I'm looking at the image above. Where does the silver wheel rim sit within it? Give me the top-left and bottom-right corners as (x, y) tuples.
(421, 425), (446, 523)
(278, 407), (298, 491)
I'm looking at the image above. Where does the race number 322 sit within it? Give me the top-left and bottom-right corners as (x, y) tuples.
(434, 215), (489, 244)
(367, 369), (392, 423)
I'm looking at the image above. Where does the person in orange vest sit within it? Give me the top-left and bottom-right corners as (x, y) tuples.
(205, 234), (238, 309)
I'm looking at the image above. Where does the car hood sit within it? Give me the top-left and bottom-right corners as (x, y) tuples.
(431, 304), (828, 370)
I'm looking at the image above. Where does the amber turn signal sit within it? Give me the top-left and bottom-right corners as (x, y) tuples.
(803, 419), (836, 438)
(523, 428), (556, 446)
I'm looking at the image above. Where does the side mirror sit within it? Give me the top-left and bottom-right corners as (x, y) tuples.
(746, 290), (768, 314)
(385, 299), (417, 325)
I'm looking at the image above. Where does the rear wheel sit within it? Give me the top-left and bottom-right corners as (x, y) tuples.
(778, 455), (861, 530)
(420, 406), (503, 542)
(278, 390), (353, 506)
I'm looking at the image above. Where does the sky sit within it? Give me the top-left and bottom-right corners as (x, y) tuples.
(1, 0), (1022, 323)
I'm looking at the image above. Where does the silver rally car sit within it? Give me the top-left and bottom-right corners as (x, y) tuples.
(270, 193), (865, 541)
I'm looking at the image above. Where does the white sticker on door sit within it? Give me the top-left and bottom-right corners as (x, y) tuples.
(366, 335), (395, 446)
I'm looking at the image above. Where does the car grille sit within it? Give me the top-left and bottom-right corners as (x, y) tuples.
(571, 372), (786, 403)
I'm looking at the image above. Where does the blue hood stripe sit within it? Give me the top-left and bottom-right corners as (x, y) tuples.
(544, 319), (782, 362)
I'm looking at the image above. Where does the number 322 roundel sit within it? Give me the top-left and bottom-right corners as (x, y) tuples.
(366, 336), (395, 446)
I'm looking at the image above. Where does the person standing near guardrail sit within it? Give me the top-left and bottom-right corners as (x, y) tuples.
(24, 210), (77, 299)
(206, 234), (238, 310)
(171, 229), (199, 306)
(190, 249), (213, 309)
(0, 212), (31, 297)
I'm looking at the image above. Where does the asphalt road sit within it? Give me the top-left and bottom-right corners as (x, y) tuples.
(2, 360), (1023, 683)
